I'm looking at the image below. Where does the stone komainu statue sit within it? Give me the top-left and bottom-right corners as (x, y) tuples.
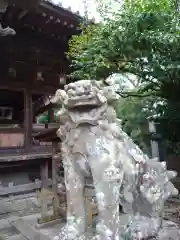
(52, 80), (179, 240)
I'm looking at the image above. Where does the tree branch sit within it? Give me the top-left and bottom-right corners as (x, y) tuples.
(116, 91), (157, 98)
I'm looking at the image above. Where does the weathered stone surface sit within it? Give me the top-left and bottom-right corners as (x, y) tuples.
(52, 79), (179, 240)
(157, 221), (180, 239)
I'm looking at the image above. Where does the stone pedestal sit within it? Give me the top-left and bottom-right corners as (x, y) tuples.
(157, 221), (180, 239)
(122, 219), (180, 240)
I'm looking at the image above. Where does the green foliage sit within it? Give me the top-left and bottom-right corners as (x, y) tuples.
(68, 0), (180, 100)
(115, 96), (152, 153)
(124, 0), (177, 13)
(38, 112), (49, 124)
(68, 0), (180, 154)
(37, 109), (58, 123)
(68, 23), (101, 60)
(154, 101), (180, 154)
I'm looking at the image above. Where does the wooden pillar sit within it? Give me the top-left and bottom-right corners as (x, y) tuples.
(24, 89), (33, 150)
(39, 159), (49, 218)
(52, 142), (58, 193)
(40, 160), (49, 188)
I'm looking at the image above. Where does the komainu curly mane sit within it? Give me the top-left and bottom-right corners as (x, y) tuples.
(52, 80), (178, 240)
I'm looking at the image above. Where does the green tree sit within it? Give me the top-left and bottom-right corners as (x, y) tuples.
(115, 96), (151, 153)
(68, 0), (180, 154)
(68, 0), (180, 100)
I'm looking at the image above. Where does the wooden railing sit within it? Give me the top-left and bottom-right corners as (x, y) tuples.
(32, 123), (58, 147)
(32, 123), (59, 131)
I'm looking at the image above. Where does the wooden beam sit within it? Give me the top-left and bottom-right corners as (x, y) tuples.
(0, 179), (52, 196)
(0, 128), (23, 133)
(0, 152), (52, 162)
(35, 104), (52, 116)
(24, 89), (33, 150)
(0, 80), (58, 94)
(33, 127), (60, 142)
(0, 120), (19, 124)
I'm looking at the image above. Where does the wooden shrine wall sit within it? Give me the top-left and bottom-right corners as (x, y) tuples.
(0, 132), (24, 147)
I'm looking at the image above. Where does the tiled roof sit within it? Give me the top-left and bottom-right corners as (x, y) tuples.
(43, 0), (83, 21)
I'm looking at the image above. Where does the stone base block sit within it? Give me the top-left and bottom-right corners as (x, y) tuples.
(121, 219), (180, 240)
